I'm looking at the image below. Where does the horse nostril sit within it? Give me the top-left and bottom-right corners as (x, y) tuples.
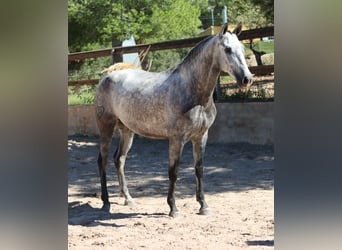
(243, 77), (250, 85)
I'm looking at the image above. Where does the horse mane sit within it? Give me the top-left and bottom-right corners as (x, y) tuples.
(177, 35), (216, 68)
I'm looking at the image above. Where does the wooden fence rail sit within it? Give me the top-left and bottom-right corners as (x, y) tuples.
(68, 26), (273, 62)
(68, 65), (274, 87)
(68, 26), (274, 86)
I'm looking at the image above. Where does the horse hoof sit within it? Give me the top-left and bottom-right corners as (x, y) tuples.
(199, 207), (212, 215)
(101, 203), (110, 212)
(124, 199), (135, 207)
(169, 211), (182, 218)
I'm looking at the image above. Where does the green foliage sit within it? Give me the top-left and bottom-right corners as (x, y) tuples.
(68, 0), (274, 103)
(250, 0), (274, 24)
(147, 48), (191, 72)
(68, 85), (96, 105)
(201, 0), (273, 28)
(68, 0), (113, 52)
(68, 0), (204, 79)
(68, 0), (203, 53)
(68, 0), (274, 51)
(146, 0), (202, 42)
(68, 55), (111, 80)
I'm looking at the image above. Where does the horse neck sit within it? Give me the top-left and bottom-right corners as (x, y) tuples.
(178, 37), (221, 104)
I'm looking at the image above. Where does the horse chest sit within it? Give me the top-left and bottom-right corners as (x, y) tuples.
(183, 104), (217, 133)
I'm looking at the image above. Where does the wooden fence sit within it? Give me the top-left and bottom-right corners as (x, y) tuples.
(68, 26), (274, 87)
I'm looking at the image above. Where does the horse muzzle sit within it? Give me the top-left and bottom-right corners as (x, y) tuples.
(237, 75), (253, 89)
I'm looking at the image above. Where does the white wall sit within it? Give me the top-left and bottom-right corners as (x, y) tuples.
(68, 102), (273, 145)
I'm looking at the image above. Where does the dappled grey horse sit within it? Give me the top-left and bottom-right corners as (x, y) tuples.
(94, 23), (253, 217)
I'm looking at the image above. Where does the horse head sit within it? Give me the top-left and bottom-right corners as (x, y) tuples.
(217, 23), (253, 88)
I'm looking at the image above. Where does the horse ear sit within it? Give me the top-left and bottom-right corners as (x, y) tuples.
(233, 22), (243, 36)
(219, 23), (228, 37)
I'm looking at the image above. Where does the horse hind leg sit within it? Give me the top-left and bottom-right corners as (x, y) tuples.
(96, 120), (115, 212)
(114, 124), (135, 206)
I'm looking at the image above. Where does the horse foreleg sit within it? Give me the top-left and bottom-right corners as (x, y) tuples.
(167, 138), (184, 217)
(192, 131), (211, 215)
(114, 127), (134, 206)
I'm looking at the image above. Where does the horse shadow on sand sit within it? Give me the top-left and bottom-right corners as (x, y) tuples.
(68, 135), (274, 225)
(68, 135), (273, 195)
(68, 200), (166, 227)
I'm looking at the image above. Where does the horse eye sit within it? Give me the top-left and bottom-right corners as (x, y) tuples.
(224, 47), (232, 54)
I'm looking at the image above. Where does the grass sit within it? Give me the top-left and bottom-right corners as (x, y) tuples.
(68, 86), (96, 105)
(68, 93), (95, 105)
(253, 40), (274, 54)
(68, 94), (82, 105)
(243, 40), (274, 55)
(258, 40), (274, 53)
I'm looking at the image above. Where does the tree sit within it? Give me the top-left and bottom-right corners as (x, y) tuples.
(68, 0), (112, 52)
(68, 0), (203, 52)
(250, 0), (273, 24)
(199, 0), (273, 29)
(68, 0), (274, 74)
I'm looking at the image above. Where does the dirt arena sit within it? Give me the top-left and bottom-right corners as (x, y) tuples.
(68, 135), (274, 249)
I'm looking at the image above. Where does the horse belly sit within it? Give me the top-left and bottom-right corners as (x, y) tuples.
(115, 105), (169, 139)
(124, 119), (169, 139)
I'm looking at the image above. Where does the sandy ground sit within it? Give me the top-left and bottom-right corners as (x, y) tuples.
(68, 135), (274, 249)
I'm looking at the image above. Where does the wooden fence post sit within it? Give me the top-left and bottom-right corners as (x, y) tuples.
(111, 40), (122, 64)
